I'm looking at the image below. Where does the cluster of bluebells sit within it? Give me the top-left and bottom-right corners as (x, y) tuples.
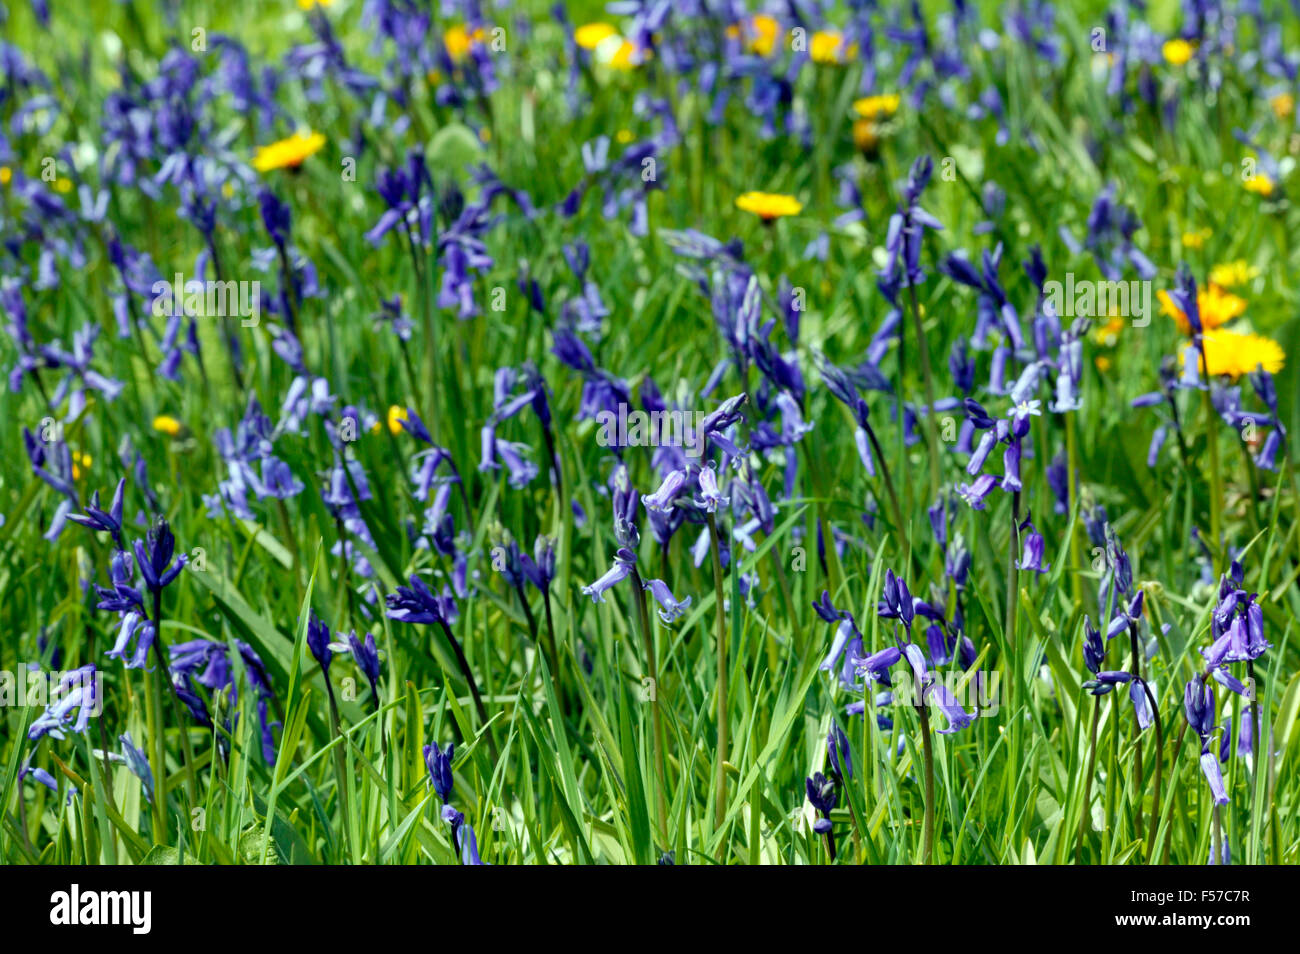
(307, 611), (384, 714)
(1080, 524), (1161, 731)
(423, 741), (486, 865)
(169, 638), (280, 765)
(581, 393), (749, 614)
(816, 569), (976, 737)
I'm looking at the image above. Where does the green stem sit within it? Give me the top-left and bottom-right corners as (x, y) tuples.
(1075, 697), (1102, 862)
(629, 567), (669, 848)
(905, 284), (942, 504)
(916, 697), (936, 865)
(706, 512), (729, 829)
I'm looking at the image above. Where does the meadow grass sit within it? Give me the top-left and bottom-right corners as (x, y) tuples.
(1, 0), (1299, 866)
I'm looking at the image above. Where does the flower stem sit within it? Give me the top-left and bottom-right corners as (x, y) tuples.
(1065, 412), (1083, 607)
(906, 284), (942, 504)
(916, 697), (936, 865)
(436, 619), (492, 752)
(706, 511), (729, 829)
(1075, 697), (1102, 862)
(1198, 355), (1223, 573)
(1005, 490), (1021, 651)
(1141, 677), (1165, 860)
(1127, 625), (1146, 846)
(629, 567), (669, 847)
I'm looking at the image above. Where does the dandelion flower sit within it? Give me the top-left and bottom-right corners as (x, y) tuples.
(252, 131), (326, 173)
(387, 405), (410, 435)
(604, 38), (645, 70)
(444, 25), (486, 62)
(1271, 92), (1294, 120)
(810, 31), (856, 65)
(1208, 260), (1259, 289)
(736, 191), (802, 222)
(1243, 173), (1275, 196)
(574, 22), (618, 50)
(1092, 316), (1125, 348)
(1182, 227), (1211, 249)
(853, 94), (900, 120)
(1190, 330), (1285, 379)
(727, 15), (781, 56)
(1162, 39), (1194, 65)
(153, 415), (183, 437)
(853, 119), (880, 154)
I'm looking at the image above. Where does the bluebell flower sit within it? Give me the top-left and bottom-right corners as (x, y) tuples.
(67, 477), (126, 549)
(1015, 519), (1051, 574)
(1083, 617), (1106, 675)
(695, 463), (728, 512)
(805, 772), (837, 833)
(1184, 679), (1216, 739)
(133, 516), (188, 592)
(347, 631), (382, 704)
(827, 722), (853, 779)
(424, 742), (454, 802)
(642, 578), (692, 623)
(460, 823), (487, 865)
(28, 666), (99, 741)
(519, 535), (556, 594)
(643, 469), (687, 512)
(307, 610), (332, 677)
(101, 732), (153, 803)
(581, 548), (636, 603)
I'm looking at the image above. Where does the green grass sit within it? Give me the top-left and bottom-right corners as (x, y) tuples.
(2, 1), (1299, 865)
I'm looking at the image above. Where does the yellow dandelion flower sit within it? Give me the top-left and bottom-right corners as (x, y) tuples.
(735, 192), (803, 222)
(153, 415), (184, 437)
(1159, 284), (1247, 334)
(1091, 316), (1125, 348)
(853, 118), (880, 154)
(616, 128), (635, 144)
(1181, 227), (1211, 249)
(444, 25), (481, 62)
(1271, 92), (1295, 120)
(1191, 330), (1285, 379)
(575, 22), (618, 51)
(387, 404), (409, 435)
(1244, 173), (1275, 196)
(727, 14), (781, 56)
(810, 31), (856, 65)
(1208, 260), (1259, 289)
(605, 38), (646, 70)
(53, 177), (73, 194)
(1095, 355), (1113, 372)
(297, 0), (335, 8)
(252, 131), (326, 173)
(853, 94), (900, 120)
(72, 451), (92, 481)
(1162, 39), (1194, 66)
(0, 166), (11, 186)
